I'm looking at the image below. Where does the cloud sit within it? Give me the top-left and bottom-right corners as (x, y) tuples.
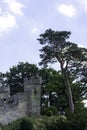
(0, 12), (17, 33)
(0, 8), (2, 14)
(76, 0), (87, 12)
(31, 27), (39, 34)
(3, 0), (25, 16)
(57, 4), (77, 17)
(0, 0), (25, 34)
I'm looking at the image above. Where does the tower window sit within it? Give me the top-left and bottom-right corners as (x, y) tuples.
(34, 89), (37, 94)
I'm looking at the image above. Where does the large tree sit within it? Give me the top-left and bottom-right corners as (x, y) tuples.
(38, 29), (87, 112)
(6, 62), (38, 95)
(39, 68), (67, 111)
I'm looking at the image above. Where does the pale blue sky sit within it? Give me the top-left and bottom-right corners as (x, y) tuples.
(0, 0), (87, 72)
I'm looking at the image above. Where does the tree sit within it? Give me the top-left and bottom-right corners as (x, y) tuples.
(6, 62), (38, 95)
(39, 68), (67, 112)
(38, 29), (87, 112)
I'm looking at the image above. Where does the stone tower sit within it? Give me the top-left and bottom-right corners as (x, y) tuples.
(24, 75), (41, 116)
(0, 84), (10, 100)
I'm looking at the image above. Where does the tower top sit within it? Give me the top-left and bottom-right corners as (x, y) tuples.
(24, 76), (42, 86)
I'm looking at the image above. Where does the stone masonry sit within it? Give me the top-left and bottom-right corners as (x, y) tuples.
(0, 76), (41, 125)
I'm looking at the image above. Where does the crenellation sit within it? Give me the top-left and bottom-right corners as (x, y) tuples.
(0, 75), (41, 125)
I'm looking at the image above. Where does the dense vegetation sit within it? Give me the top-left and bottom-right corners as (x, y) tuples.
(2, 109), (87, 130)
(38, 29), (87, 112)
(0, 29), (87, 129)
(0, 62), (86, 114)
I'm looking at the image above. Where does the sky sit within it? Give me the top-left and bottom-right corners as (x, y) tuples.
(0, 0), (87, 72)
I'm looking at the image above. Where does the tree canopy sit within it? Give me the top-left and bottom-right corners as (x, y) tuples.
(5, 62), (39, 95)
(0, 29), (87, 114)
(38, 29), (87, 112)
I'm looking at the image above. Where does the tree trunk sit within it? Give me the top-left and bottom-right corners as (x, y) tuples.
(64, 71), (74, 112)
(61, 64), (74, 113)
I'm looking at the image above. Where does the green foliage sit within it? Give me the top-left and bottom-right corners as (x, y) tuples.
(46, 109), (87, 130)
(19, 118), (33, 130)
(0, 61), (86, 113)
(38, 29), (87, 69)
(6, 62), (38, 94)
(3, 62), (86, 113)
(2, 111), (87, 130)
(0, 124), (2, 130)
(40, 66), (86, 113)
(38, 29), (87, 112)
(41, 106), (58, 116)
(2, 118), (33, 130)
(65, 108), (87, 130)
(40, 68), (68, 112)
(46, 118), (69, 130)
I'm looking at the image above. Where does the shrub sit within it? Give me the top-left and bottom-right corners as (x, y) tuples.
(2, 118), (33, 130)
(46, 117), (70, 130)
(65, 108), (87, 130)
(46, 108), (87, 130)
(41, 106), (58, 116)
(19, 118), (33, 130)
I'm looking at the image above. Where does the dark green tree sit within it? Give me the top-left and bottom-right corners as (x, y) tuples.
(39, 68), (67, 111)
(6, 62), (38, 95)
(40, 68), (85, 115)
(38, 29), (87, 112)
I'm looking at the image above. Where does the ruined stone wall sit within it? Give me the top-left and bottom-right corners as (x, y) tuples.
(0, 92), (29, 125)
(0, 76), (41, 125)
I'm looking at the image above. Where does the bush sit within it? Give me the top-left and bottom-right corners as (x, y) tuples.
(46, 108), (87, 130)
(65, 108), (87, 130)
(3, 109), (87, 130)
(19, 119), (33, 130)
(46, 117), (70, 130)
(41, 106), (58, 116)
(2, 118), (33, 130)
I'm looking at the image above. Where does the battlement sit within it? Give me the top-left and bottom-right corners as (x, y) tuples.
(24, 76), (42, 85)
(0, 75), (42, 125)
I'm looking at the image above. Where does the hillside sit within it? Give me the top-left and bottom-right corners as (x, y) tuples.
(1, 110), (87, 130)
